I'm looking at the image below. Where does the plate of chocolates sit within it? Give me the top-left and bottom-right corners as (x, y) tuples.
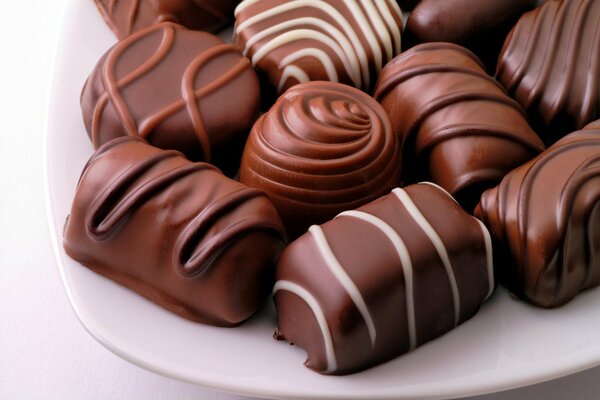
(44, 0), (600, 398)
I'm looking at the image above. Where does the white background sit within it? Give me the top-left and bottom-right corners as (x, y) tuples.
(1, 1), (600, 399)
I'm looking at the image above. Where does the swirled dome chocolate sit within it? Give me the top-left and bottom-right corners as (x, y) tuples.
(81, 22), (260, 177)
(239, 81), (401, 238)
(63, 137), (286, 326)
(475, 127), (600, 308)
(496, 0), (600, 143)
(374, 43), (544, 211)
(93, 0), (241, 39)
(233, 0), (403, 101)
(404, 0), (537, 72)
(274, 183), (494, 374)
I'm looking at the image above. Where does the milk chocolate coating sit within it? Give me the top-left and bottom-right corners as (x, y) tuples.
(233, 0), (403, 103)
(63, 137), (286, 326)
(239, 81), (402, 239)
(404, 0), (537, 73)
(93, 0), (241, 39)
(475, 126), (600, 308)
(274, 183), (494, 374)
(496, 0), (600, 144)
(374, 43), (544, 212)
(81, 22), (260, 177)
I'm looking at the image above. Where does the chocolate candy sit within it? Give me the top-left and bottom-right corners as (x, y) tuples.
(63, 137), (286, 326)
(239, 81), (401, 238)
(475, 126), (600, 308)
(496, 0), (600, 143)
(233, 0), (403, 102)
(93, 0), (240, 39)
(274, 183), (494, 374)
(374, 43), (544, 211)
(81, 22), (260, 177)
(404, 0), (537, 73)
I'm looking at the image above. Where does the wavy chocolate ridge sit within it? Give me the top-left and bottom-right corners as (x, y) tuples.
(374, 42), (544, 205)
(496, 0), (600, 139)
(92, 22), (251, 162)
(478, 131), (600, 306)
(175, 187), (286, 277)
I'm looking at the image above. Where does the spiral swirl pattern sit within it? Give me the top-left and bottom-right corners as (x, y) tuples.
(240, 81), (401, 238)
(475, 128), (600, 307)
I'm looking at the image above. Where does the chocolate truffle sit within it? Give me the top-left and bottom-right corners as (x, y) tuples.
(93, 0), (241, 39)
(233, 0), (403, 101)
(496, 0), (600, 144)
(239, 81), (402, 239)
(63, 137), (286, 326)
(81, 22), (260, 177)
(374, 43), (544, 211)
(274, 183), (494, 375)
(475, 127), (600, 308)
(404, 0), (537, 73)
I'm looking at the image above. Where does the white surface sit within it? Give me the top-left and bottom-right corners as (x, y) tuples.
(2, 0), (600, 399)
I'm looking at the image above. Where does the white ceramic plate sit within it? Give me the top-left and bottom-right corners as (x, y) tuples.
(44, 1), (600, 399)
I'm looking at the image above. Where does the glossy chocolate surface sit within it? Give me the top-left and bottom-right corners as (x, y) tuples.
(274, 183), (494, 374)
(374, 43), (544, 212)
(233, 0), (403, 101)
(240, 81), (402, 239)
(476, 126), (600, 308)
(81, 22), (260, 177)
(63, 137), (286, 326)
(496, 0), (600, 143)
(404, 0), (537, 73)
(93, 0), (241, 39)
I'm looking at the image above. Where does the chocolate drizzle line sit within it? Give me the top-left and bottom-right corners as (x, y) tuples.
(92, 22), (250, 162)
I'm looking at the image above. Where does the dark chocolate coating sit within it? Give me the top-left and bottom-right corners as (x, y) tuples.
(81, 22), (260, 177)
(475, 126), (600, 308)
(496, 0), (600, 144)
(63, 137), (286, 326)
(274, 183), (494, 374)
(93, 0), (241, 39)
(374, 43), (544, 212)
(404, 0), (537, 73)
(239, 81), (402, 239)
(396, 0), (421, 11)
(233, 0), (403, 102)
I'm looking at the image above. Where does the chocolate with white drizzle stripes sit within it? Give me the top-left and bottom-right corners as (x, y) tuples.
(274, 183), (493, 375)
(81, 22), (260, 177)
(475, 125), (600, 308)
(93, 0), (241, 39)
(374, 42), (544, 211)
(233, 0), (403, 97)
(496, 0), (600, 143)
(63, 136), (286, 326)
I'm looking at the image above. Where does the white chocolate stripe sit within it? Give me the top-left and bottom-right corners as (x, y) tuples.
(476, 219), (495, 300)
(251, 30), (360, 87)
(278, 65), (310, 92)
(273, 280), (337, 373)
(235, 0), (372, 88)
(279, 48), (340, 85)
(376, 0), (402, 54)
(417, 182), (459, 205)
(341, 0), (384, 72)
(242, 17), (361, 87)
(309, 225), (377, 347)
(337, 210), (417, 350)
(393, 188), (461, 326)
(359, 0), (393, 60)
